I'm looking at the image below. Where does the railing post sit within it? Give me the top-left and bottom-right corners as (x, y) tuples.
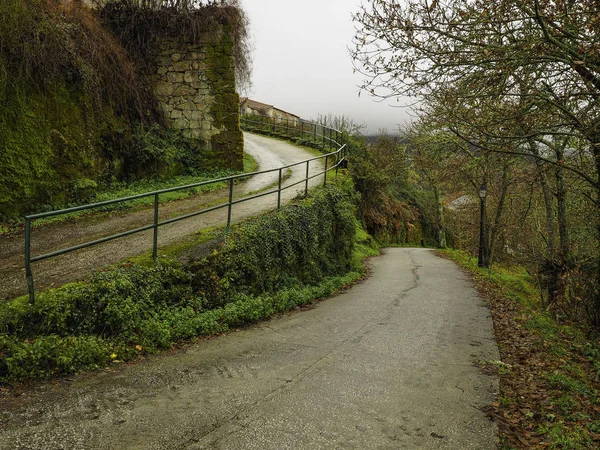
(227, 178), (234, 227)
(277, 168), (283, 209)
(324, 155), (329, 187)
(304, 161), (309, 196)
(153, 193), (159, 260)
(25, 218), (35, 305)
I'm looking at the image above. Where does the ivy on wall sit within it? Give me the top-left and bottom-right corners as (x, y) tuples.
(0, 185), (364, 382)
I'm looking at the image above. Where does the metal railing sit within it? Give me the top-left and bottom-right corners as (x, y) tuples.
(240, 114), (341, 153)
(24, 121), (346, 304)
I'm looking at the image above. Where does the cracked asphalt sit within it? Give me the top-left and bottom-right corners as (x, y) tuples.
(0, 133), (325, 300)
(0, 248), (499, 449)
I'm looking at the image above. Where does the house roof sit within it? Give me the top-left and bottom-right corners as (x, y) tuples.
(240, 98), (273, 112)
(272, 107), (300, 119)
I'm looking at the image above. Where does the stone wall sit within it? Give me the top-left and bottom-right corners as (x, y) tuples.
(150, 33), (243, 170)
(59, 1), (244, 171)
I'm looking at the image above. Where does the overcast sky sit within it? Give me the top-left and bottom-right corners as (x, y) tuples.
(239, 0), (412, 134)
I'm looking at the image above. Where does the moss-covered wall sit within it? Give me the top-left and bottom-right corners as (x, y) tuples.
(150, 31), (243, 171)
(0, 84), (128, 219)
(0, 2), (245, 221)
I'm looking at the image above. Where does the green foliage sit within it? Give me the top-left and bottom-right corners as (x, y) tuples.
(546, 373), (596, 399)
(0, 184), (371, 382)
(189, 185), (358, 307)
(444, 248), (600, 448)
(443, 249), (539, 308)
(348, 134), (429, 244)
(0, 0), (145, 220)
(0, 0), (246, 221)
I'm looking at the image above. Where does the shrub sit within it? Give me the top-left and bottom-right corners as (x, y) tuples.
(189, 186), (358, 307)
(0, 184), (366, 382)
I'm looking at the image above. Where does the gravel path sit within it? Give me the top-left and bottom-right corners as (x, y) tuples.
(0, 133), (325, 300)
(0, 248), (499, 449)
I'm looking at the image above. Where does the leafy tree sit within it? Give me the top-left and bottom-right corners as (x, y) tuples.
(352, 0), (600, 324)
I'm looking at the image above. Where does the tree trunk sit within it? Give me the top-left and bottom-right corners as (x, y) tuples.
(488, 164), (510, 267)
(541, 143), (571, 312)
(530, 140), (560, 305)
(594, 141), (600, 326)
(530, 140), (556, 257)
(433, 186), (447, 248)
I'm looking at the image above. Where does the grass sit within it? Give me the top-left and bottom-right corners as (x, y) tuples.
(440, 248), (600, 449)
(0, 183), (374, 384)
(123, 225), (226, 267)
(0, 153), (259, 234)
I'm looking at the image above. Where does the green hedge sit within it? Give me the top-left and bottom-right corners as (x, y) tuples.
(0, 184), (369, 382)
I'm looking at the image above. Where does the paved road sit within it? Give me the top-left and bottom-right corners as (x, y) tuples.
(0, 133), (325, 299)
(0, 248), (499, 449)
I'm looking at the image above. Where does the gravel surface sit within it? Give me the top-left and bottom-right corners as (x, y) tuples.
(0, 133), (325, 299)
(0, 248), (499, 449)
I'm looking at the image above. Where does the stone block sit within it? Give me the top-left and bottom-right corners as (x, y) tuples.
(189, 110), (204, 121)
(201, 121), (212, 131)
(194, 103), (209, 113)
(172, 60), (191, 72)
(174, 84), (196, 96)
(168, 97), (181, 106)
(154, 81), (174, 97)
(167, 72), (184, 83)
(157, 67), (168, 75)
(170, 110), (183, 119)
(159, 103), (172, 114)
(189, 120), (202, 129)
(171, 53), (182, 62)
(180, 100), (195, 111)
(189, 81), (204, 90)
(184, 70), (199, 84)
(173, 118), (189, 130)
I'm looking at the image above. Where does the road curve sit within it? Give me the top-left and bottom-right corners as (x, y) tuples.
(0, 133), (325, 299)
(0, 248), (499, 449)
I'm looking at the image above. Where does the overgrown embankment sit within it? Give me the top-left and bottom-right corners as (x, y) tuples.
(346, 133), (438, 246)
(0, 184), (376, 382)
(241, 115), (439, 246)
(0, 0), (150, 219)
(0, 0), (248, 221)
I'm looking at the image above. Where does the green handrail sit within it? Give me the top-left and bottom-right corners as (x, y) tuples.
(24, 121), (346, 304)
